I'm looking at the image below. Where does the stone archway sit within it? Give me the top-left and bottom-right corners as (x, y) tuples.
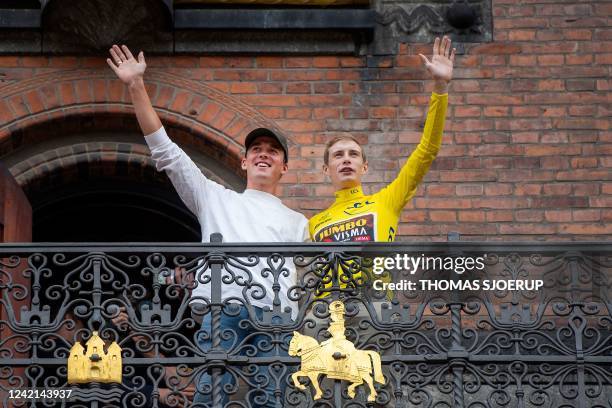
(0, 69), (286, 241)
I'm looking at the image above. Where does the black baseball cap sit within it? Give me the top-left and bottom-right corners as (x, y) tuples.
(244, 128), (289, 164)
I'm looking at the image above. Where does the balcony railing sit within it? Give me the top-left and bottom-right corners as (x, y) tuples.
(0, 238), (610, 407)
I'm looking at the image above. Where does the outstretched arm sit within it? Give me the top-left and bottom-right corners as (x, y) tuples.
(107, 45), (162, 135)
(380, 37), (455, 213)
(108, 45), (211, 217)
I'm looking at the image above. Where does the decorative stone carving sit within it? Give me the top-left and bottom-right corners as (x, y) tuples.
(42, 0), (172, 53)
(372, 0), (492, 55)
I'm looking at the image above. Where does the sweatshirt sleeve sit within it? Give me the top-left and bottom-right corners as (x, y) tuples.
(145, 126), (217, 217)
(377, 92), (448, 214)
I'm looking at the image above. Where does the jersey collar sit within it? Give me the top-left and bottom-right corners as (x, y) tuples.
(334, 186), (364, 203)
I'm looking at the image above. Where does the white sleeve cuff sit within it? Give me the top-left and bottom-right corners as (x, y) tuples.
(144, 127), (171, 148)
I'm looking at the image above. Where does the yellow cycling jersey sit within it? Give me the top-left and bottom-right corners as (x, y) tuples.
(309, 92), (448, 243)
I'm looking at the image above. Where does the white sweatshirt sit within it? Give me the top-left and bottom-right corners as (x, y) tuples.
(145, 127), (308, 315)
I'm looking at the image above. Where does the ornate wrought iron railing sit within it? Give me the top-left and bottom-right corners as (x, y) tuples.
(0, 239), (610, 408)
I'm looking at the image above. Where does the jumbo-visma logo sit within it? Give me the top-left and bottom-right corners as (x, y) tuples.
(315, 214), (376, 242)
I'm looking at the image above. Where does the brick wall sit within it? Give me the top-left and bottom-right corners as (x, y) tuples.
(0, 0), (610, 241)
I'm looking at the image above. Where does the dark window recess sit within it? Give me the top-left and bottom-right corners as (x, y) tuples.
(32, 179), (200, 243)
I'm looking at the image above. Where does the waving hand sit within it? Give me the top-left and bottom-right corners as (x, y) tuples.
(419, 36), (456, 84)
(107, 45), (146, 86)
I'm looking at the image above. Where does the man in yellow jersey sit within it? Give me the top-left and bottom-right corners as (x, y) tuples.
(310, 36), (455, 244)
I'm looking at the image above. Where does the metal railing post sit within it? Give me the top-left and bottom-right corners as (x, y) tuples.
(209, 233), (225, 408)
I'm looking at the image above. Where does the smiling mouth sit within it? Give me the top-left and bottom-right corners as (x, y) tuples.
(256, 162), (271, 168)
(339, 168), (354, 175)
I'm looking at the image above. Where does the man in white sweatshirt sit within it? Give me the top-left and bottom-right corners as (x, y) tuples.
(107, 44), (307, 408)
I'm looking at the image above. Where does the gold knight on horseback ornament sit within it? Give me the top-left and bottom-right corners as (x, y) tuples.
(289, 301), (385, 402)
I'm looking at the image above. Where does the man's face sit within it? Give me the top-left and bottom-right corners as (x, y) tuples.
(241, 136), (288, 185)
(324, 139), (368, 190)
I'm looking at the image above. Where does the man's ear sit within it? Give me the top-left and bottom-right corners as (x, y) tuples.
(323, 164), (329, 176)
(362, 161), (368, 173)
(241, 157), (247, 171)
(281, 163), (288, 175)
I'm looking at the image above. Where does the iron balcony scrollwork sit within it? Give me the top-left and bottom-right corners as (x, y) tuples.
(0, 241), (610, 407)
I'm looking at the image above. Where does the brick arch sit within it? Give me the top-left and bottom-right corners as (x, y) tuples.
(0, 68), (287, 169)
(2, 112), (247, 195)
(12, 140), (159, 197)
(11, 138), (245, 194)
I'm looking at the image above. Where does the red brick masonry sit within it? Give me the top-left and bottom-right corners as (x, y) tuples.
(0, 1), (610, 241)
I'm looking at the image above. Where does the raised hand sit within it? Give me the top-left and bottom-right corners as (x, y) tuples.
(106, 44), (162, 134)
(419, 36), (456, 84)
(107, 44), (146, 85)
